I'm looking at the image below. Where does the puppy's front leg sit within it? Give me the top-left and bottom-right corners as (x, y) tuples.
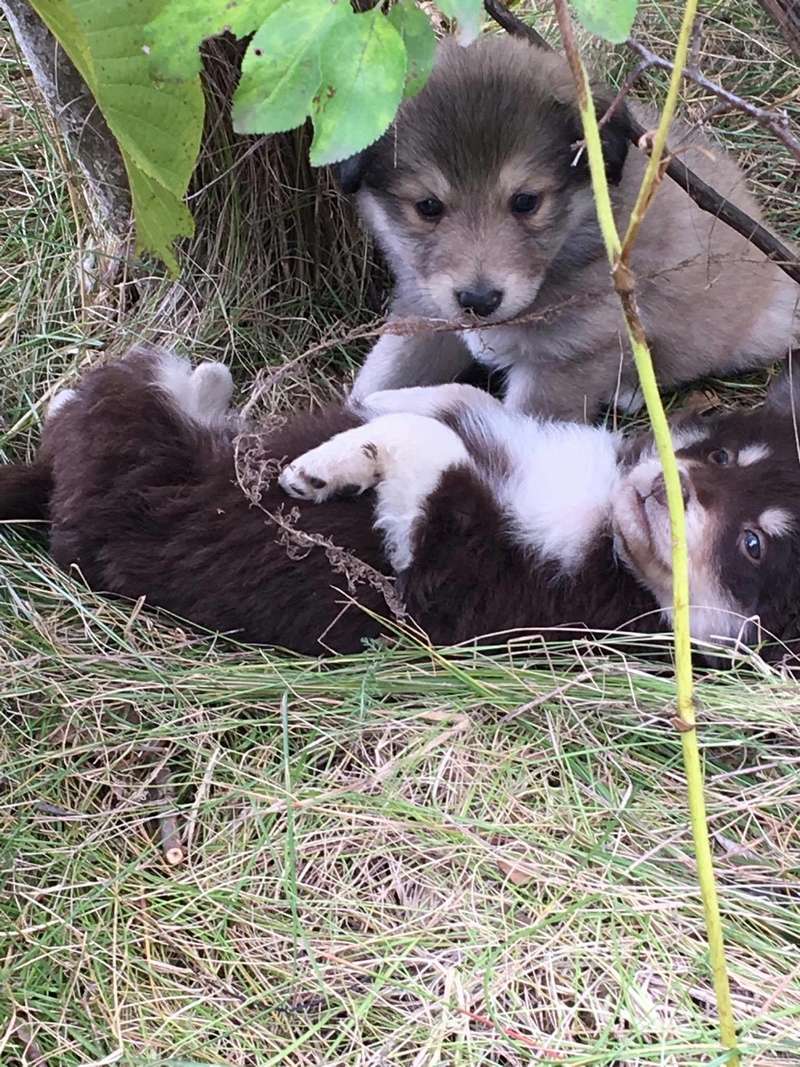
(279, 413), (471, 570)
(359, 382), (503, 420)
(350, 330), (473, 402)
(503, 361), (609, 422)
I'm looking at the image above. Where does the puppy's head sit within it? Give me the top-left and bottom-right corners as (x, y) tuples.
(612, 383), (800, 650)
(336, 35), (630, 322)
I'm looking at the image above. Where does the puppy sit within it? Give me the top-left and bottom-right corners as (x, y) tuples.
(3, 346), (800, 659)
(342, 35), (798, 421)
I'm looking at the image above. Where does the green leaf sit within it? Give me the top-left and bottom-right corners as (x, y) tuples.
(388, 0), (436, 99)
(435, 0), (483, 44)
(232, 0), (351, 135)
(569, 0), (638, 43)
(129, 165), (195, 275)
(29, 0), (204, 274)
(310, 9), (406, 166)
(144, 0), (287, 81)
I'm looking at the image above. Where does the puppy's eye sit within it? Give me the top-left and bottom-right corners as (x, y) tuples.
(740, 529), (763, 563)
(415, 197), (444, 219)
(510, 192), (540, 215)
(708, 448), (731, 466)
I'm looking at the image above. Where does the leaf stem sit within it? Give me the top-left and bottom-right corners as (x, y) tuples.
(553, 1), (739, 1061)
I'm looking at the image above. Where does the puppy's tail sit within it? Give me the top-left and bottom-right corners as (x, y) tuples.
(0, 461), (52, 522)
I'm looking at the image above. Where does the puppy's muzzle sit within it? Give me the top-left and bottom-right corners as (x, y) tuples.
(649, 470), (691, 508)
(457, 286), (503, 318)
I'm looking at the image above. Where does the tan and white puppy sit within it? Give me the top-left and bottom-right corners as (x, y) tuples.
(340, 35), (798, 421)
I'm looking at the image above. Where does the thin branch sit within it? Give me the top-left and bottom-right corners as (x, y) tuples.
(482, 0), (550, 50)
(653, 153), (800, 284)
(152, 766), (184, 866)
(626, 37), (800, 162)
(550, 0), (740, 1059)
(13, 1023), (46, 1067)
(757, 0), (800, 59)
(688, 12), (706, 69)
(598, 59), (651, 127)
(483, 0), (800, 287)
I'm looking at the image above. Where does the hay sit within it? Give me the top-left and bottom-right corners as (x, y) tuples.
(1, 2), (800, 1063)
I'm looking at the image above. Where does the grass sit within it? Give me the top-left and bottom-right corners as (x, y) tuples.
(1, 2), (800, 1064)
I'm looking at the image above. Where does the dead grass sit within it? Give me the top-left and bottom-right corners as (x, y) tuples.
(1, 3), (800, 1064)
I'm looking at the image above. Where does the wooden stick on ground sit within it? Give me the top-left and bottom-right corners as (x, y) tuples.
(153, 766), (184, 866)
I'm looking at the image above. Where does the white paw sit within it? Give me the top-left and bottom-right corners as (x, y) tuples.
(155, 353), (234, 426)
(47, 388), (77, 421)
(190, 362), (233, 423)
(153, 350), (193, 411)
(279, 436), (381, 502)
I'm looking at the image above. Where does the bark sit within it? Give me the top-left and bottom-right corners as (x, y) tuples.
(1, 0), (131, 233)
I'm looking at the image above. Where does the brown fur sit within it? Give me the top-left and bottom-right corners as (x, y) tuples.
(5, 350), (800, 659)
(0, 351), (657, 654)
(344, 36), (798, 420)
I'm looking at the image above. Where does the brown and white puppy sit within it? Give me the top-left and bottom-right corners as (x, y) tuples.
(4, 346), (800, 659)
(342, 35), (798, 421)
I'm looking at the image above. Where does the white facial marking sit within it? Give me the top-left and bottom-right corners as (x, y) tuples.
(758, 507), (794, 537)
(738, 443), (771, 467)
(662, 601), (750, 647)
(633, 424), (710, 465)
(280, 412), (471, 572)
(358, 194), (416, 271)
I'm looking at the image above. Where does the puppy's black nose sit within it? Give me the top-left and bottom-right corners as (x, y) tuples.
(651, 471), (690, 507)
(457, 287), (503, 318)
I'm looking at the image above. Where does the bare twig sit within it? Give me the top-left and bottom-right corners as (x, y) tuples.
(758, 0), (800, 58)
(152, 766), (184, 866)
(483, 0), (550, 49)
(232, 436), (406, 622)
(688, 12), (706, 69)
(483, 0), (800, 286)
(652, 156), (800, 284)
(598, 59), (651, 127)
(33, 800), (77, 818)
(626, 37), (800, 162)
(13, 1023), (46, 1066)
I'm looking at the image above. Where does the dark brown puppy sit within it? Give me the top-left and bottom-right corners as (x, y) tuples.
(3, 347), (800, 658)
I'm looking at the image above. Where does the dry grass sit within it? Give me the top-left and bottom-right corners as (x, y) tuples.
(1, 2), (800, 1064)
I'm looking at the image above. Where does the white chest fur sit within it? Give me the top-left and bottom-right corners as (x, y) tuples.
(488, 413), (622, 572)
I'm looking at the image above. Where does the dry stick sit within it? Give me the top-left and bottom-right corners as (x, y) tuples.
(153, 766), (184, 866)
(13, 1023), (46, 1067)
(482, 0), (800, 286)
(551, 0), (740, 1062)
(626, 36), (800, 162)
(758, 0), (800, 58)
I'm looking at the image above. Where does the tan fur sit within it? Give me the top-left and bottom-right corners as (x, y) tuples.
(348, 36), (799, 421)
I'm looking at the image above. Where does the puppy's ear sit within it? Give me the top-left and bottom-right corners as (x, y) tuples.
(765, 359), (800, 415)
(566, 92), (631, 186)
(596, 96), (631, 185)
(334, 150), (372, 194)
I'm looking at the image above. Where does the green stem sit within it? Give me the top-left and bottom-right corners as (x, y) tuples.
(553, 1), (739, 1060)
